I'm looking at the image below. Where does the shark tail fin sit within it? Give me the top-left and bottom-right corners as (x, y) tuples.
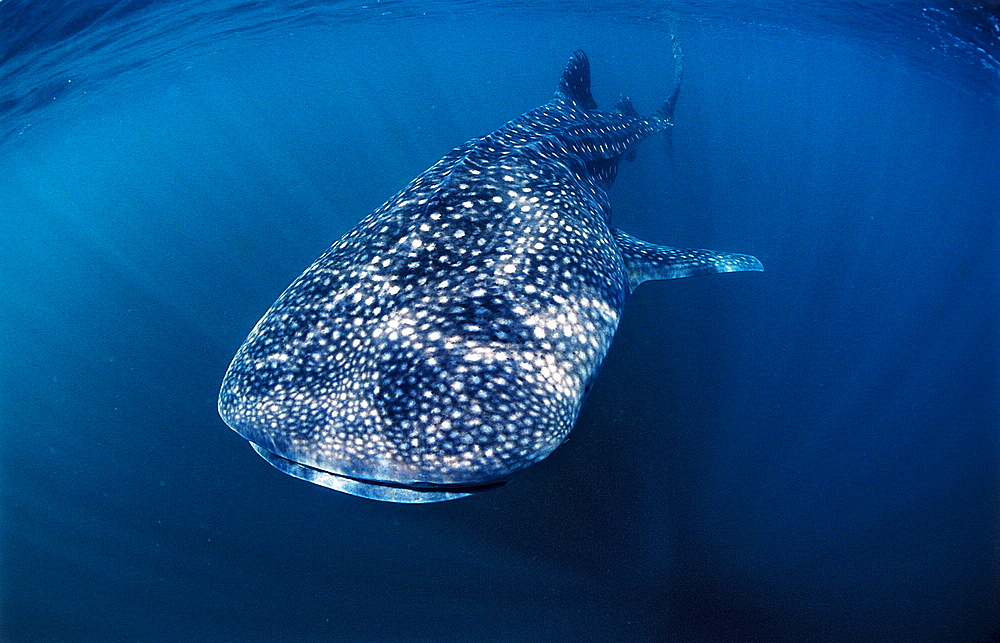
(614, 229), (763, 293)
(656, 32), (684, 122)
(654, 32), (684, 166)
(557, 50), (599, 110)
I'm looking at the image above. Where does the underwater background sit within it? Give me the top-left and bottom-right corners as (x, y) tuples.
(1, 0), (997, 641)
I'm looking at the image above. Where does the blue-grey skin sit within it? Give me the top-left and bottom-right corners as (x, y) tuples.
(219, 51), (762, 503)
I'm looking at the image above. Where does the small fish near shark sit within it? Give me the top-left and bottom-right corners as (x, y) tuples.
(219, 50), (762, 503)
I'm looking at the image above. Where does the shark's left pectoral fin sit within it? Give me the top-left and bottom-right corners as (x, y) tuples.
(614, 228), (763, 292)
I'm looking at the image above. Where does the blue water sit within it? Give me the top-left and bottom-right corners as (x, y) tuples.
(1, 1), (997, 641)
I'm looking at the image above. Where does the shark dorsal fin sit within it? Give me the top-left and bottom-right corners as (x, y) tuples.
(614, 96), (640, 117)
(557, 50), (598, 110)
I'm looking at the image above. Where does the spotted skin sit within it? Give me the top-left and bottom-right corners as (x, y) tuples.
(219, 51), (762, 502)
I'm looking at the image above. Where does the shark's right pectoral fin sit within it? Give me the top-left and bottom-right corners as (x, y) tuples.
(614, 228), (763, 292)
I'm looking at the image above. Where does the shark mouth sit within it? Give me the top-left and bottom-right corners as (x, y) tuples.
(247, 441), (507, 503)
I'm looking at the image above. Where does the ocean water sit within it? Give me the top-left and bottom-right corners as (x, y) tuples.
(1, 1), (997, 641)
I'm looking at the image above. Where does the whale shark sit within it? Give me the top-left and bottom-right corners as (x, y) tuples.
(218, 51), (762, 503)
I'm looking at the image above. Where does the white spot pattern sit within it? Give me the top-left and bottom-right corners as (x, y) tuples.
(218, 50), (760, 503)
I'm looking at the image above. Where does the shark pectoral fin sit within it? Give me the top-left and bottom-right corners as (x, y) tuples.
(613, 228), (763, 292)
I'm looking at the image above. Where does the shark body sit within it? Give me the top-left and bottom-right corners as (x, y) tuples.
(219, 51), (762, 502)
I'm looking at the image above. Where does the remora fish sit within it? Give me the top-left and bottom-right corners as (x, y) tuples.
(219, 51), (762, 503)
